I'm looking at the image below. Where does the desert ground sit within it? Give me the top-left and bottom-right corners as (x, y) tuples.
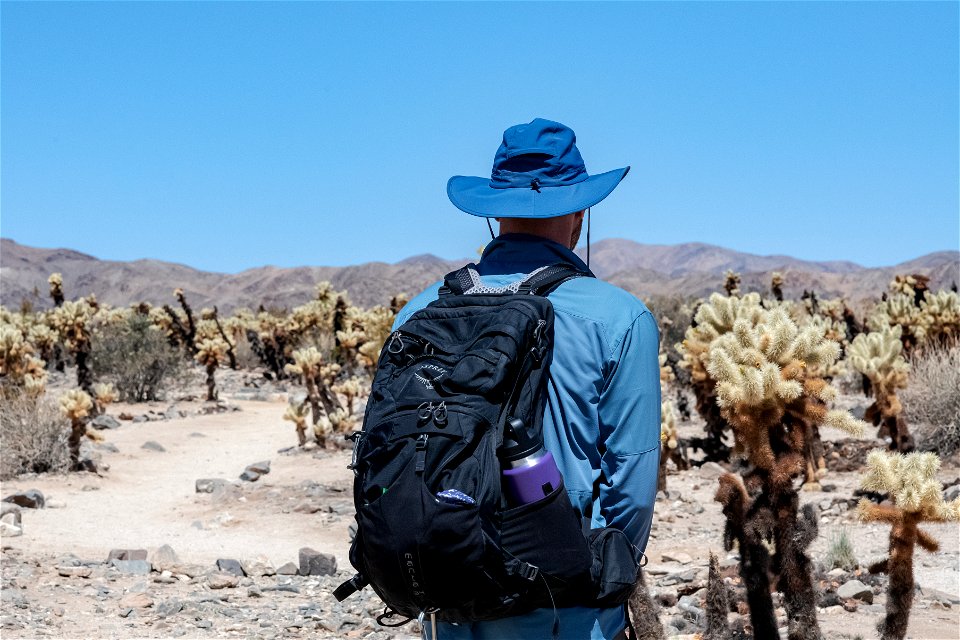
(2, 379), (958, 640)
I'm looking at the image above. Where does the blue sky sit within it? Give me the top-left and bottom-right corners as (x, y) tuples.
(2, 1), (957, 273)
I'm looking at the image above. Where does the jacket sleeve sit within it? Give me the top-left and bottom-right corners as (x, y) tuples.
(596, 311), (661, 551)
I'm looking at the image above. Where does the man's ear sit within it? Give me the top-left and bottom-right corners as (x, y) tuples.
(574, 210), (585, 221)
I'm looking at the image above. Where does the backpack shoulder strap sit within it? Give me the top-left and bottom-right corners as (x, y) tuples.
(439, 262), (594, 297)
(519, 263), (594, 296)
(438, 263), (479, 296)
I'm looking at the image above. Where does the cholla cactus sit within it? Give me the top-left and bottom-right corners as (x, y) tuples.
(196, 307), (237, 370)
(27, 323), (57, 364)
(48, 273), (65, 307)
(0, 325), (47, 396)
(723, 270), (741, 296)
(162, 288), (197, 354)
(657, 400), (686, 492)
(707, 306), (867, 640)
(92, 382), (119, 414)
(59, 389), (96, 469)
(338, 305), (395, 373)
(676, 293), (765, 462)
(332, 376), (363, 415)
(868, 294), (924, 352)
(889, 274), (929, 305)
(848, 327), (912, 451)
(770, 272), (784, 302)
(857, 451), (960, 640)
(195, 337), (229, 401)
(283, 401), (310, 447)
(919, 290), (960, 348)
(47, 299), (97, 399)
(285, 347), (342, 447)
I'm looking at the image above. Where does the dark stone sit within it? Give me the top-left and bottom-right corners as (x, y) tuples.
(155, 599), (183, 618)
(818, 591), (841, 608)
(110, 559), (152, 575)
(216, 559), (246, 577)
(247, 460), (270, 475)
(195, 479), (226, 494)
(108, 549), (148, 562)
(2, 489), (45, 509)
(262, 584), (300, 593)
(142, 441), (166, 452)
(239, 470), (261, 482)
(298, 547), (336, 576)
(276, 562), (299, 576)
(90, 415), (122, 430)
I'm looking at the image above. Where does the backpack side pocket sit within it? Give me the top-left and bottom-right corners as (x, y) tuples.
(587, 527), (643, 606)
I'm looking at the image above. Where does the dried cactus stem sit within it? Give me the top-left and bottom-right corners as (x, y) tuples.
(874, 511), (921, 640)
(205, 361), (218, 401)
(212, 307), (237, 370)
(774, 501), (821, 640)
(627, 568), (664, 640)
(716, 474), (778, 639)
(704, 552), (732, 640)
(163, 304), (196, 354)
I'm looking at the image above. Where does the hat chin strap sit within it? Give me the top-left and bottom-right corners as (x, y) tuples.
(486, 218), (496, 241)
(586, 207), (591, 270)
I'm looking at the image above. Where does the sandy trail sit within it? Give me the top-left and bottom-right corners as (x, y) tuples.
(2, 400), (354, 569)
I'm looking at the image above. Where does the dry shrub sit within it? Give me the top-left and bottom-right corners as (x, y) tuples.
(901, 345), (960, 456)
(0, 391), (70, 479)
(90, 314), (187, 401)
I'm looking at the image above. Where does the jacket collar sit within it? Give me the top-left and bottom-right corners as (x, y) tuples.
(476, 233), (590, 276)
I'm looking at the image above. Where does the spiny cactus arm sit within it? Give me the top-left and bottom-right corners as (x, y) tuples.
(857, 500), (901, 525)
(823, 410), (867, 437)
(915, 529), (940, 553)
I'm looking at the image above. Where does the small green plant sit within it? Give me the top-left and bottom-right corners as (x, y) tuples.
(825, 528), (858, 571)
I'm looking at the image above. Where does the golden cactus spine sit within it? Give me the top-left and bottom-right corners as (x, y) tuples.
(857, 451), (960, 640)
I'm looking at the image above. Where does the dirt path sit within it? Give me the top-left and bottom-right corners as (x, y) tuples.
(2, 400), (354, 569)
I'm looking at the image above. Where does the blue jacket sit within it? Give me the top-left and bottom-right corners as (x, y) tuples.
(394, 234), (661, 640)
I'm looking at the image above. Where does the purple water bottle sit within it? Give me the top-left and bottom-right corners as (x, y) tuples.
(500, 418), (563, 505)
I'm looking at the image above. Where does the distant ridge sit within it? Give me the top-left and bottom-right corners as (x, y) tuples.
(2, 237), (956, 312)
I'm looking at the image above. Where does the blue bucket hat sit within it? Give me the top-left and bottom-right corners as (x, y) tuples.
(447, 118), (629, 219)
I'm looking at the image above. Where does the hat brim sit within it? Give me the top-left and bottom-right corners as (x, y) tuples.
(447, 166), (630, 219)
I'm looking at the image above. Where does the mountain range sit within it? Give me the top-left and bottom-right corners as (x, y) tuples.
(1, 237), (957, 312)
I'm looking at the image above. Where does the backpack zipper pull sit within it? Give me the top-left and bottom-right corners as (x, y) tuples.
(414, 433), (429, 475)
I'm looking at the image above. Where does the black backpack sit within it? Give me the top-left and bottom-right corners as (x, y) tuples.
(335, 263), (642, 627)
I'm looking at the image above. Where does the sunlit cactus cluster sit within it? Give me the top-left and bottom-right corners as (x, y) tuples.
(707, 303), (866, 640)
(848, 326), (912, 451)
